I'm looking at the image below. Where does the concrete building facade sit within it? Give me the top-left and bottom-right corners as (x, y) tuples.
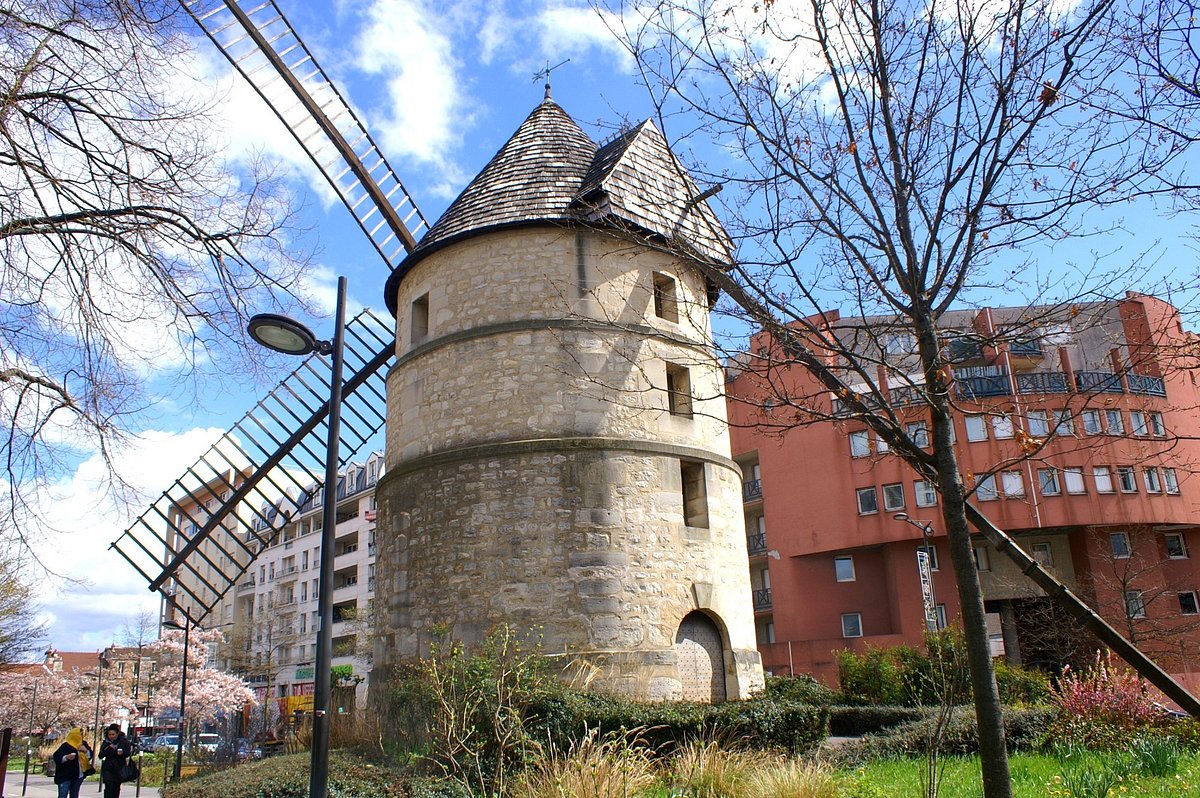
(374, 96), (764, 701)
(727, 294), (1200, 692)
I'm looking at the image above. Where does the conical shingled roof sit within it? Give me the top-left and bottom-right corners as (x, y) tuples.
(385, 99), (732, 315)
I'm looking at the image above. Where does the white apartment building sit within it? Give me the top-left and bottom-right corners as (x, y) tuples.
(230, 453), (382, 724)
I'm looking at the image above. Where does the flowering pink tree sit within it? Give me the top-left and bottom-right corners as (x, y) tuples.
(0, 669), (133, 735)
(147, 628), (255, 726)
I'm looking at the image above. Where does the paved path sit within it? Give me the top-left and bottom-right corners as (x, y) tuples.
(1, 773), (161, 798)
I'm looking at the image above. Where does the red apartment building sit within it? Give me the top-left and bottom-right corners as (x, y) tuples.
(727, 293), (1200, 692)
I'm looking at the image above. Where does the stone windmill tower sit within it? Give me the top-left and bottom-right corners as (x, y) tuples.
(376, 93), (763, 701)
(113, 1), (761, 707)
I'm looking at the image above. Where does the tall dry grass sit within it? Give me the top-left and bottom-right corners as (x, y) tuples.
(740, 759), (841, 798)
(507, 729), (657, 798)
(669, 740), (760, 798)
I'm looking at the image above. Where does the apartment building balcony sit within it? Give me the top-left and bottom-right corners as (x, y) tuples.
(743, 479), (763, 503)
(236, 579), (255, 594)
(888, 385), (925, 406)
(746, 532), (767, 557)
(1075, 370), (1124, 394)
(1015, 371), (1069, 395)
(1127, 373), (1167, 397)
(752, 587), (773, 611)
(953, 372), (1011, 400)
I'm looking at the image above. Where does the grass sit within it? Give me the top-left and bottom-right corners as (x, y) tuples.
(842, 751), (1200, 798)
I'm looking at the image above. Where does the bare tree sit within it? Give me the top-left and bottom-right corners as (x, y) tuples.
(0, 551), (46, 663)
(605, 1), (1198, 794)
(0, 0), (311, 545)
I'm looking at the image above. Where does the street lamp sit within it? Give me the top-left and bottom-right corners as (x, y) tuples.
(894, 512), (939, 631)
(161, 615), (193, 781)
(87, 649), (110, 794)
(21, 679), (38, 797)
(247, 276), (346, 798)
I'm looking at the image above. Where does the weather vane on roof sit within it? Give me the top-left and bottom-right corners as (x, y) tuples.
(534, 59), (571, 100)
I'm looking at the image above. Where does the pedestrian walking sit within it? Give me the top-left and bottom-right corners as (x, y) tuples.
(52, 728), (93, 798)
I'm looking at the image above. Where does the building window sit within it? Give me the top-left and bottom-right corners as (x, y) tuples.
(410, 293), (430, 346)
(918, 544), (939, 571)
(1130, 411), (1148, 437)
(1081, 410), (1102, 435)
(680, 461), (709, 528)
(1039, 469), (1061, 496)
(1144, 467), (1162, 493)
(975, 474), (998, 501)
(1149, 412), (1166, 436)
(1104, 409), (1124, 435)
(973, 545), (991, 571)
(1032, 542), (1053, 567)
(849, 430), (870, 458)
(1093, 466), (1114, 493)
(1110, 532), (1131, 559)
(1117, 466), (1137, 492)
(841, 612), (864, 638)
(876, 434), (889, 453)
(965, 415), (988, 442)
(1026, 410), (1049, 437)
(1054, 410), (1074, 435)
(884, 333), (913, 354)
(915, 479), (938, 507)
(883, 482), (905, 511)
(1001, 471), (1025, 498)
(934, 604), (948, 630)
(856, 487), (879, 515)
(1063, 467), (1086, 494)
(1179, 592), (1199, 615)
(652, 272), (679, 322)
(992, 416), (1014, 439)
(1124, 590), (1146, 619)
(906, 421), (929, 448)
(1164, 468), (1180, 494)
(1165, 533), (1189, 559)
(665, 364), (693, 417)
(834, 555), (856, 582)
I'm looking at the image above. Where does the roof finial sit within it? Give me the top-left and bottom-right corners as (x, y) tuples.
(533, 58), (571, 102)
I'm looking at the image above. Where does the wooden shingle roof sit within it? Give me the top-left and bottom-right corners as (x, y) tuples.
(385, 98), (733, 314)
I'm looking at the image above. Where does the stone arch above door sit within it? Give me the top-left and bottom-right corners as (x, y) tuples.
(674, 611), (727, 703)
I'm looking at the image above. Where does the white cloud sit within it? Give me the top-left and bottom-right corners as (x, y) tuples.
(353, 0), (467, 176)
(31, 427), (227, 650)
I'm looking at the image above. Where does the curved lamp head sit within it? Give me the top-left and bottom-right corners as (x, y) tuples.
(893, 512), (910, 522)
(161, 618), (185, 631)
(248, 313), (325, 356)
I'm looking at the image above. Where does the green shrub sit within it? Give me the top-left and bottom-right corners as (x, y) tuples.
(762, 674), (841, 705)
(525, 689), (829, 755)
(837, 646), (908, 706)
(993, 660), (1051, 706)
(162, 751), (406, 798)
(828, 705), (927, 736)
(826, 706), (1054, 767)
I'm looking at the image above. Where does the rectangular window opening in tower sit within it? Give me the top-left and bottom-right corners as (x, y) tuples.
(410, 293), (430, 347)
(666, 363), (693, 418)
(680, 460), (709, 528)
(653, 272), (679, 323)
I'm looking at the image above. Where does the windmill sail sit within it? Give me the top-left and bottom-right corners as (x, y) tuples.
(180, 0), (431, 267)
(112, 309), (393, 623)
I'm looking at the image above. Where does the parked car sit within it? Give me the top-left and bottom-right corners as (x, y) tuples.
(195, 733), (219, 753)
(234, 738), (263, 761)
(148, 733), (180, 752)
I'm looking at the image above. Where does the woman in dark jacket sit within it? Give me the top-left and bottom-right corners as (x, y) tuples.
(52, 727), (93, 798)
(98, 724), (134, 798)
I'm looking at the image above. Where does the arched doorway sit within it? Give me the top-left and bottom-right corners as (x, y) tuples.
(674, 611), (727, 702)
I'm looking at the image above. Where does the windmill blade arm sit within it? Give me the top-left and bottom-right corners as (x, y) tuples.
(181, 0), (430, 268)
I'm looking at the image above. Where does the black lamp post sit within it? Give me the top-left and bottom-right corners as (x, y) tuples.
(247, 276), (346, 798)
(161, 616), (193, 780)
(91, 649), (109, 793)
(21, 679), (38, 797)
(894, 512), (939, 631)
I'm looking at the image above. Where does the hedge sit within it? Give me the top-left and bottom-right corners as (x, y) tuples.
(524, 690), (829, 754)
(827, 706), (1056, 767)
(162, 751), (407, 798)
(828, 705), (928, 736)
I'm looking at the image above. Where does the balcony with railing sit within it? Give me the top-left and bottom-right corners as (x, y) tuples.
(1008, 339), (1043, 358)
(888, 385), (926, 406)
(746, 532), (767, 556)
(752, 588), (773, 611)
(743, 479), (763, 502)
(953, 373), (1011, 400)
(1075, 371), (1123, 394)
(1015, 371), (1069, 395)
(1127, 373), (1166, 397)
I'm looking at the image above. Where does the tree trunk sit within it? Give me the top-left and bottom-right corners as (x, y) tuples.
(918, 320), (1013, 798)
